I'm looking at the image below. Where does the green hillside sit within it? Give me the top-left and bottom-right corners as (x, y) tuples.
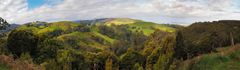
(104, 18), (138, 26)
(2, 19), (240, 70)
(179, 44), (240, 70)
(15, 21), (115, 52)
(127, 21), (175, 35)
(98, 18), (175, 35)
(1, 17), (240, 70)
(0, 18), (178, 70)
(175, 20), (240, 70)
(175, 20), (240, 59)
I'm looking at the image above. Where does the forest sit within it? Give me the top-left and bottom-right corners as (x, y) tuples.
(0, 17), (240, 70)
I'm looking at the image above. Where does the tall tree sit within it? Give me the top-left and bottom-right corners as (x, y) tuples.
(0, 17), (10, 30)
(7, 29), (39, 57)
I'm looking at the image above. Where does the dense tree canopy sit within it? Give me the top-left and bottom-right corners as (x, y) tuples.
(175, 20), (240, 59)
(7, 29), (39, 57)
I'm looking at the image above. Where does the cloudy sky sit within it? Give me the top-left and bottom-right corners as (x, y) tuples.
(0, 0), (240, 24)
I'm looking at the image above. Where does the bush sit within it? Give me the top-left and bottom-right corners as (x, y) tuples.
(7, 29), (38, 57)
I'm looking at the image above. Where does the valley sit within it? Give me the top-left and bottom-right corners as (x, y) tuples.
(0, 18), (240, 70)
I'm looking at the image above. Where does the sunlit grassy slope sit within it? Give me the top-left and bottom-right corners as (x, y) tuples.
(128, 21), (175, 35)
(179, 44), (240, 70)
(105, 18), (137, 26)
(102, 18), (175, 35)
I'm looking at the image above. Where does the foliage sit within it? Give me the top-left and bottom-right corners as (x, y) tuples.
(0, 17), (10, 30)
(175, 21), (240, 59)
(7, 29), (39, 57)
(1, 18), (180, 70)
(105, 58), (113, 70)
(133, 63), (144, 70)
(143, 30), (176, 70)
(119, 48), (145, 70)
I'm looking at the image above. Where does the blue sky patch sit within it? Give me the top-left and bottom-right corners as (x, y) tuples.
(27, 0), (45, 9)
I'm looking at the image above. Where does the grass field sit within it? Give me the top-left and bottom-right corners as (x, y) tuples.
(0, 63), (9, 70)
(128, 21), (175, 35)
(179, 44), (240, 70)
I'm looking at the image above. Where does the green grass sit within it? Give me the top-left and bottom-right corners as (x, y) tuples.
(191, 50), (240, 70)
(90, 26), (115, 44)
(180, 46), (240, 70)
(99, 18), (175, 36)
(128, 21), (175, 35)
(93, 32), (115, 44)
(191, 54), (230, 70)
(105, 18), (138, 26)
(37, 26), (61, 35)
(56, 32), (109, 50)
(0, 63), (9, 70)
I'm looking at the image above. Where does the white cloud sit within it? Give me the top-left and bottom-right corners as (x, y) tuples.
(0, 0), (28, 23)
(152, 0), (233, 18)
(0, 0), (239, 24)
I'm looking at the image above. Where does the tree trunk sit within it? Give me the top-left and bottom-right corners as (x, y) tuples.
(230, 32), (235, 47)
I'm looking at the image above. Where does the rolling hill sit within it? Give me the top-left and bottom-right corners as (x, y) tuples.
(175, 20), (240, 70)
(77, 18), (175, 35)
(2, 18), (240, 70)
(0, 18), (177, 70)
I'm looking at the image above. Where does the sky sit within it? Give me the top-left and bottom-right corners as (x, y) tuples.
(0, 0), (240, 25)
(27, 0), (45, 9)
